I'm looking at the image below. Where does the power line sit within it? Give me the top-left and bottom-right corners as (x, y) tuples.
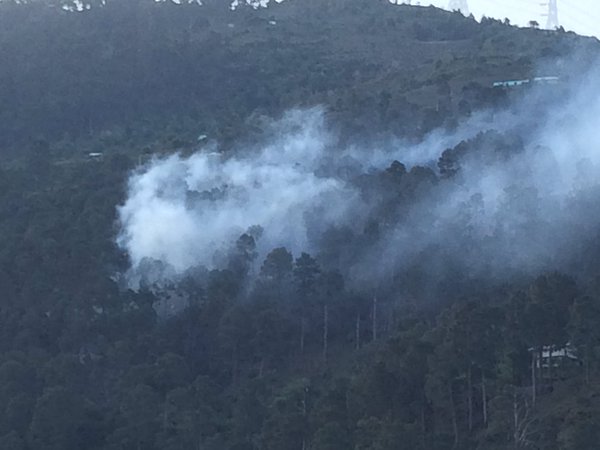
(540, 0), (598, 32)
(558, 8), (598, 35)
(561, 0), (600, 28)
(541, 0), (559, 29)
(440, 0), (598, 37)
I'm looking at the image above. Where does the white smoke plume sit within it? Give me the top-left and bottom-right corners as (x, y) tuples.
(116, 109), (364, 287)
(117, 63), (600, 291)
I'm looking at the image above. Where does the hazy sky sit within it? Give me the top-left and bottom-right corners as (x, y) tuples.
(417, 0), (600, 38)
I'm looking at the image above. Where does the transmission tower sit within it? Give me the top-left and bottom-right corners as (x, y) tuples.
(543, 0), (560, 29)
(448, 0), (469, 15)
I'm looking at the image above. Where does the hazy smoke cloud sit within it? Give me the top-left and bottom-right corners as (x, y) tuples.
(366, 68), (600, 284)
(117, 109), (363, 287)
(117, 64), (600, 290)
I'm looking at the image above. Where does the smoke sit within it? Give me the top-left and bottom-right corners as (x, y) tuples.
(361, 67), (600, 286)
(116, 109), (364, 288)
(117, 63), (600, 291)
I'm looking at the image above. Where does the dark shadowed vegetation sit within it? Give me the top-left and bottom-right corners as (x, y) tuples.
(2, 1), (600, 449)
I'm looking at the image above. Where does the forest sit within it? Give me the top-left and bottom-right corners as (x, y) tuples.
(2, 0), (600, 449)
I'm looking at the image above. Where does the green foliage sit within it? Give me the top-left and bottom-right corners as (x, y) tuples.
(0, 0), (588, 151)
(0, 1), (599, 450)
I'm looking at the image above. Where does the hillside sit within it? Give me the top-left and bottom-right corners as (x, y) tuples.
(2, 1), (600, 450)
(1, 0), (597, 154)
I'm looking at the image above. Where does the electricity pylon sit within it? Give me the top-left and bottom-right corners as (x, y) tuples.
(543, 0), (559, 29)
(448, 0), (469, 15)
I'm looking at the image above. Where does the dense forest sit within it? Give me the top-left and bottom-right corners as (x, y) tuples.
(2, 0), (600, 449)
